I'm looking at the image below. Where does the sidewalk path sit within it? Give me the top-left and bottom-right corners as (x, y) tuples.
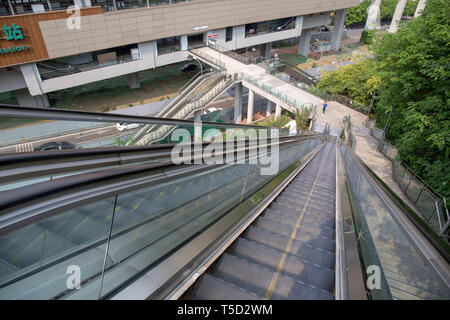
(348, 110), (422, 214)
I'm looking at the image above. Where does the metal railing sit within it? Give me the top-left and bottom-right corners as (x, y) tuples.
(138, 74), (237, 145)
(0, 126), (323, 299)
(208, 42), (266, 65)
(241, 73), (315, 113)
(365, 120), (449, 240)
(129, 70), (220, 145)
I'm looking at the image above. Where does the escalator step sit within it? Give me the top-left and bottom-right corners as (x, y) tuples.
(189, 273), (262, 300)
(244, 226), (334, 269)
(270, 202), (334, 218)
(230, 238), (334, 293)
(264, 208), (334, 229)
(275, 195), (334, 213)
(211, 254), (333, 300)
(263, 209), (335, 238)
(255, 217), (335, 252)
(0, 258), (19, 279)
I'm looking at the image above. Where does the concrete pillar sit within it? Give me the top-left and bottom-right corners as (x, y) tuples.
(275, 104), (282, 119)
(331, 9), (347, 51)
(180, 35), (188, 51)
(20, 63), (44, 96)
(295, 16), (304, 37)
(234, 82), (243, 124)
(260, 43), (272, 60)
(414, 0), (426, 17)
(15, 88), (50, 107)
(365, 0), (382, 30)
(127, 72), (140, 89)
(247, 89), (254, 124)
(266, 100), (273, 117)
(194, 109), (202, 142)
(298, 29), (312, 57)
(389, 0), (407, 33)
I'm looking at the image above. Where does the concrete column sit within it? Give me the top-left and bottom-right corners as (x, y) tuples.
(260, 43), (272, 60)
(234, 82), (243, 124)
(127, 73), (140, 89)
(180, 35), (188, 51)
(295, 16), (304, 37)
(15, 88), (49, 107)
(389, 0), (407, 33)
(414, 0), (426, 17)
(20, 63), (44, 96)
(275, 104), (282, 119)
(365, 0), (382, 30)
(247, 89), (254, 124)
(194, 109), (202, 142)
(298, 28), (312, 57)
(266, 100), (273, 117)
(331, 9), (347, 51)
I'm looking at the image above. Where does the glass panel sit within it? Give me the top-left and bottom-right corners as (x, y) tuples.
(0, 196), (116, 299)
(340, 145), (449, 300)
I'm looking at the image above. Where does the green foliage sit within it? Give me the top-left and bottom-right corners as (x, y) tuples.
(258, 109), (311, 131)
(345, 0), (418, 26)
(372, 0), (450, 197)
(360, 29), (376, 44)
(319, 1), (450, 197)
(316, 59), (381, 105)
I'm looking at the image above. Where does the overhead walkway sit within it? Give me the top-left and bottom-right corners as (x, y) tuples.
(0, 105), (448, 300)
(189, 46), (323, 115)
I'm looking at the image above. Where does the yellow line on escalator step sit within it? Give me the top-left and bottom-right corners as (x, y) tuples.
(265, 146), (332, 300)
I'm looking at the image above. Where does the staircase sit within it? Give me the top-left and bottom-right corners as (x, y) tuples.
(135, 73), (238, 145)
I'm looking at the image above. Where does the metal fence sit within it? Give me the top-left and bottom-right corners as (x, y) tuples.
(365, 120), (449, 240)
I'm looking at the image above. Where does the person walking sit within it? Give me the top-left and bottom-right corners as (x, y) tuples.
(283, 114), (297, 136)
(323, 100), (328, 114)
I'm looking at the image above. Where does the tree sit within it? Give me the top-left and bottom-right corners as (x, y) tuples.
(372, 0), (450, 197)
(316, 59), (380, 105)
(345, 0), (418, 27)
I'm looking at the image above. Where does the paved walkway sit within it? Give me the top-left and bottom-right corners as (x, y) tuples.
(335, 104), (423, 214)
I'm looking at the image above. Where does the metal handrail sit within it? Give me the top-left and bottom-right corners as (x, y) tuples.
(0, 134), (322, 234)
(0, 104), (270, 131)
(129, 70), (221, 144)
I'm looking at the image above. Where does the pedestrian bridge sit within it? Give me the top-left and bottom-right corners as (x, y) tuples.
(188, 46), (324, 123)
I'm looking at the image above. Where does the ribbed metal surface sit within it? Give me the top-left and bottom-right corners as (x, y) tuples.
(189, 143), (337, 300)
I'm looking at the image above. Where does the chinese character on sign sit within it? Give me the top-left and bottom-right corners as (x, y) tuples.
(2, 24), (24, 41)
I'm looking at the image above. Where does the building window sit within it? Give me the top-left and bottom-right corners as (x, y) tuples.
(226, 27), (233, 42)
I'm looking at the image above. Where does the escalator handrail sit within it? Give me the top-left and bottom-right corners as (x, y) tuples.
(0, 135), (323, 235)
(0, 132), (321, 183)
(0, 104), (273, 131)
(338, 139), (450, 266)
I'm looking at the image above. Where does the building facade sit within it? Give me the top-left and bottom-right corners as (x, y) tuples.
(0, 0), (358, 107)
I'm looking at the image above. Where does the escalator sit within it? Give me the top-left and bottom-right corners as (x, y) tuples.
(0, 104), (448, 300)
(188, 143), (336, 300)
